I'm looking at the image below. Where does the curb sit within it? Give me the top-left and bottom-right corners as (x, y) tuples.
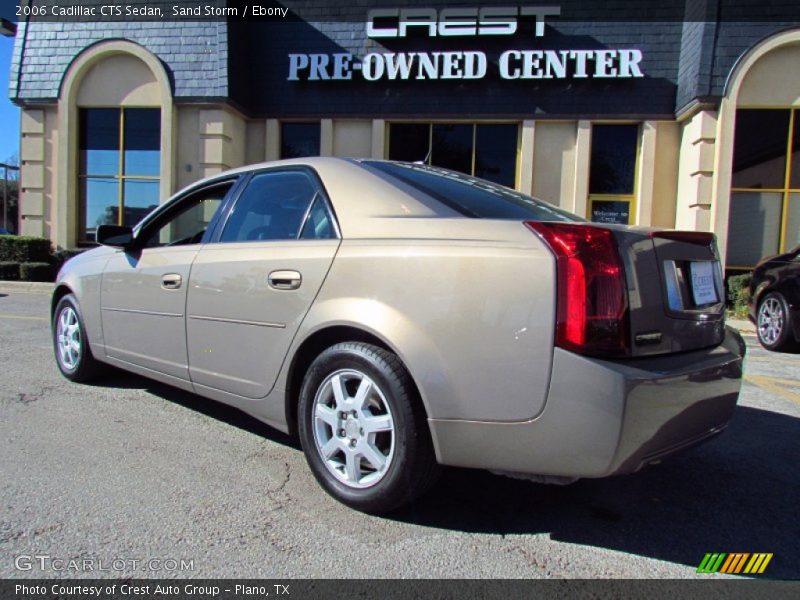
(0, 281), (55, 294)
(727, 318), (756, 335)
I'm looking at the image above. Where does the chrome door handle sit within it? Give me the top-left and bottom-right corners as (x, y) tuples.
(268, 270), (302, 290)
(162, 274), (182, 290)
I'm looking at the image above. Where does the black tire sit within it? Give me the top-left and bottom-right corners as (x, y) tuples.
(298, 342), (440, 514)
(756, 291), (797, 352)
(52, 293), (104, 382)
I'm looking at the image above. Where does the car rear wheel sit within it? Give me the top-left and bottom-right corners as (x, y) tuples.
(756, 291), (796, 351)
(298, 342), (440, 514)
(53, 294), (104, 382)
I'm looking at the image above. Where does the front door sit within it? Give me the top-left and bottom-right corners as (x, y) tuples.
(101, 181), (234, 380)
(186, 168), (340, 398)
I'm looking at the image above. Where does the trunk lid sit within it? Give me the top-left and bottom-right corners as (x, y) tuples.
(613, 227), (726, 357)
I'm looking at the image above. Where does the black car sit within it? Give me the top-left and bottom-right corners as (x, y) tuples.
(748, 245), (800, 351)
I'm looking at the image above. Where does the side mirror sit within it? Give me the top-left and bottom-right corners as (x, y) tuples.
(96, 224), (134, 248)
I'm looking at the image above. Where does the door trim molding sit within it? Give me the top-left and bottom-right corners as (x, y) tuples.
(188, 314), (286, 328)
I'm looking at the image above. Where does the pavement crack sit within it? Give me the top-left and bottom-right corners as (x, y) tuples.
(269, 461), (291, 495)
(508, 542), (550, 573)
(0, 522), (26, 543)
(17, 392), (36, 404)
(244, 447), (292, 497)
(15, 385), (56, 405)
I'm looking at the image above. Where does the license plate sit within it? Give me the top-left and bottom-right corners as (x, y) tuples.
(689, 261), (718, 305)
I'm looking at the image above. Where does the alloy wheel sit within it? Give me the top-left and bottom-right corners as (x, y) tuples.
(758, 296), (784, 346)
(311, 369), (395, 489)
(56, 306), (82, 371)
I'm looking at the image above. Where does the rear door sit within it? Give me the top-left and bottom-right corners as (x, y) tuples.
(101, 181), (235, 379)
(186, 168), (340, 398)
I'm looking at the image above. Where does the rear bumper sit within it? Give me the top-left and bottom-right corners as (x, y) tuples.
(429, 326), (745, 478)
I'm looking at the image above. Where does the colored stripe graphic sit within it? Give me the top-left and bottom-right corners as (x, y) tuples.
(744, 554), (773, 574)
(697, 552), (772, 574)
(697, 553), (726, 573)
(720, 553), (749, 574)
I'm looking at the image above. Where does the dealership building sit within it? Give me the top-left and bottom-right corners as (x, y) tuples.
(8, 0), (800, 270)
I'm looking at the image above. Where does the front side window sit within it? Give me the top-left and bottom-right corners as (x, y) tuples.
(388, 123), (519, 188)
(141, 183), (232, 248)
(79, 108), (160, 241)
(588, 124), (639, 225)
(221, 171), (323, 242)
(281, 123), (321, 159)
(727, 108), (800, 267)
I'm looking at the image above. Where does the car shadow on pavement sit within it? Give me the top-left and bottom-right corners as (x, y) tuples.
(89, 370), (797, 578)
(393, 405), (799, 579)
(91, 369), (300, 450)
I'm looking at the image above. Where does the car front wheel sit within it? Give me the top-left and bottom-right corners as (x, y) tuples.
(53, 294), (104, 382)
(756, 291), (796, 351)
(298, 342), (440, 514)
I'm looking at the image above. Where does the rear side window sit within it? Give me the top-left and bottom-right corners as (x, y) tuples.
(221, 171), (318, 242)
(300, 196), (337, 240)
(363, 161), (581, 222)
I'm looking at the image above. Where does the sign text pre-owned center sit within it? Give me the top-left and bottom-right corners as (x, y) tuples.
(287, 5), (645, 82)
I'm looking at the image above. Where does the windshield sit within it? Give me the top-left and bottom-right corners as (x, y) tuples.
(362, 161), (583, 222)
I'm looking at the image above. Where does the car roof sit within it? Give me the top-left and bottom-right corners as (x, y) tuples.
(196, 157), (465, 225)
(156, 157), (553, 244)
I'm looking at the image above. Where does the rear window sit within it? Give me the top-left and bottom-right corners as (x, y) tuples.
(362, 161), (582, 222)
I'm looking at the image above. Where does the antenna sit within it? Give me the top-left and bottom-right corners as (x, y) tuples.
(422, 144), (432, 165)
(414, 142), (432, 165)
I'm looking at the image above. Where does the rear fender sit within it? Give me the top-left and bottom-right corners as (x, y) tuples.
(276, 297), (449, 422)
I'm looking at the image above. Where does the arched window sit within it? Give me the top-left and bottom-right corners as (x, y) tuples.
(79, 107), (161, 241)
(58, 42), (173, 247)
(727, 108), (799, 267)
(714, 31), (800, 268)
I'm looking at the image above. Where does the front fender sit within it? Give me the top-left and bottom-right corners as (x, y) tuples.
(53, 248), (115, 355)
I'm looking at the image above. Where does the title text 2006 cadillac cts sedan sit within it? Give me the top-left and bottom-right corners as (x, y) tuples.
(52, 158), (744, 513)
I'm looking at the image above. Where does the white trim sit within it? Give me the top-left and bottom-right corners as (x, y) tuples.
(57, 41), (174, 248)
(711, 29), (800, 263)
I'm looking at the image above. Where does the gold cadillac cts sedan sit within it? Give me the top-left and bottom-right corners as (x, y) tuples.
(52, 158), (745, 513)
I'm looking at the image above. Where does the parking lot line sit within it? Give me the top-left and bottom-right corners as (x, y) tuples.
(745, 355), (799, 365)
(745, 374), (800, 406)
(0, 313), (48, 321)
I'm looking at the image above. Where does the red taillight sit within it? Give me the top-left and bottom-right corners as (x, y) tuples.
(524, 221), (629, 356)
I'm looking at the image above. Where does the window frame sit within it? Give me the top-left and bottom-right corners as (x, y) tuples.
(587, 122), (641, 226)
(728, 107), (800, 270)
(130, 177), (243, 251)
(78, 106), (162, 242)
(386, 121), (521, 189)
(209, 166), (341, 244)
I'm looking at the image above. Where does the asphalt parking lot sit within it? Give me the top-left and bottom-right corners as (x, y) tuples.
(1, 287), (798, 579)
